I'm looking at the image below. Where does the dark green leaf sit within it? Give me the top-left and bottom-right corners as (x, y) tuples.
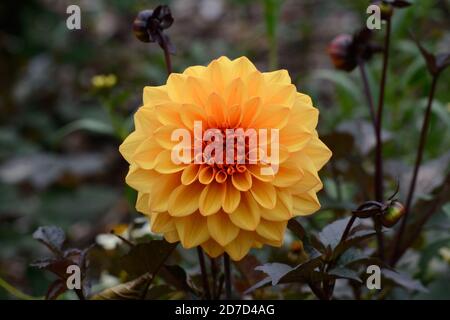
(121, 240), (177, 278)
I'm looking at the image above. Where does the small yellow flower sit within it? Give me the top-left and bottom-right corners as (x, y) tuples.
(120, 56), (331, 260)
(91, 74), (117, 89)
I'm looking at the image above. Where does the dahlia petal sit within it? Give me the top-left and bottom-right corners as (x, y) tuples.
(199, 182), (225, 216)
(292, 189), (321, 216)
(207, 57), (232, 93)
(222, 180), (241, 213)
(133, 137), (164, 170)
(151, 212), (175, 233)
(247, 164), (275, 182)
(153, 125), (180, 150)
(231, 171), (252, 191)
(168, 183), (203, 217)
(136, 193), (151, 215)
(289, 104), (318, 132)
(224, 78), (245, 108)
(186, 76), (212, 108)
(164, 230), (180, 243)
(288, 153), (322, 194)
(154, 150), (187, 174)
(126, 166), (159, 192)
(154, 103), (184, 127)
(184, 65), (207, 77)
(149, 173), (181, 212)
(134, 108), (160, 134)
(119, 131), (146, 163)
(206, 92), (226, 124)
(279, 126), (312, 152)
(246, 71), (265, 98)
(260, 190), (293, 221)
(272, 159), (303, 187)
(199, 166), (215, 184)
(174, 213), (209, 248)
(264, 84), (296, 107)
(227, 104), (242, 128)
(202, 239), (224, 258)
(253, 105), (290, 129)
(143, 85), (169, 106)
(303, 136), (333, 171)
(179, 103), (207, 130)
(256, 220), (287, 241)
(181, 164), (200, 185)
(207, 211), (239, 246)
(229, 193), (260, 231)
(241, 97), (262, 127)
(231, 56), (257, 79)
(263, 69), (291, 85)
(224, 230), (254, 261)
(166, 73), (188, 103)
(250, 178), (276, 209)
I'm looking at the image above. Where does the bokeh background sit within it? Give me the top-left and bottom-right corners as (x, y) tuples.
(0, 0), (449, 299)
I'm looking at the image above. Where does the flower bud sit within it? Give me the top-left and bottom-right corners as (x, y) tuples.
(133, 10), (153, 42)
(380, 200), (405, 228)
(327, 34), (357, 71)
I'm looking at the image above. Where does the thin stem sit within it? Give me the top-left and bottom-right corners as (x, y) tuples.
(391, 74), (439, 264)
(210, 257), (218, 299)
(373, 17), (392, 261)
(358, 61), (377, 130)
(340, 215), (357, 243)
(74, 289), (85, 300)
(224, 253), (232, 299)
(157, 30), (172, 76)
(141, 244), (177, 299)
(197, 247), (211, 300)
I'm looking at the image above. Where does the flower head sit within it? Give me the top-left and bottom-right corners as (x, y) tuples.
(120, 56), (331, 260)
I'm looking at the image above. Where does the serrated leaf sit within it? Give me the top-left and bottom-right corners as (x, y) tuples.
(382, 268), (428, 293)
(33, 226), (65, 256)
(121, 241), (177, 279)
(318, 217), (353, 250)
(255, 263), (293, 286)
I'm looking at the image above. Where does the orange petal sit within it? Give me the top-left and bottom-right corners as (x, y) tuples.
(222, 180), (241, 213)
(174, 213), (209, 248)
(260, 190), (293, 221)
(224, 230), (254, 261)
(231, 171), (252, 191)
(256, 220), (287, 242)
(199, 182), (225, 216)
(207, 211), (239, 246)
(151, 212), (175, 233)
(168, 183), (203, 217)
(250, 178), (276, 209)
(229, 193), (260, 231)
(201, 239), (224, 258)
(181, 164), (200, 185)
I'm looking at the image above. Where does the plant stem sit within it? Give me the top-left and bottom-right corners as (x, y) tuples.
(197, 247), (211, 300)
(358, 61), (377, 130)
(141, 243), (177, 299)
(340, 215), (357, 243)
(391, 74), (439, 264)
(373, 17), (392, 261)
(210, 257), (218, 299)
(157, 30), (173, 76)
(224, 253), (232, 299)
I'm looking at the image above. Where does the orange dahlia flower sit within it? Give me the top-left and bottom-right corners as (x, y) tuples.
(119, 56), (331, 261)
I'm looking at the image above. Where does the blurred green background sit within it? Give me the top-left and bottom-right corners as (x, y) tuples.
(0, 0), (449, 299)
